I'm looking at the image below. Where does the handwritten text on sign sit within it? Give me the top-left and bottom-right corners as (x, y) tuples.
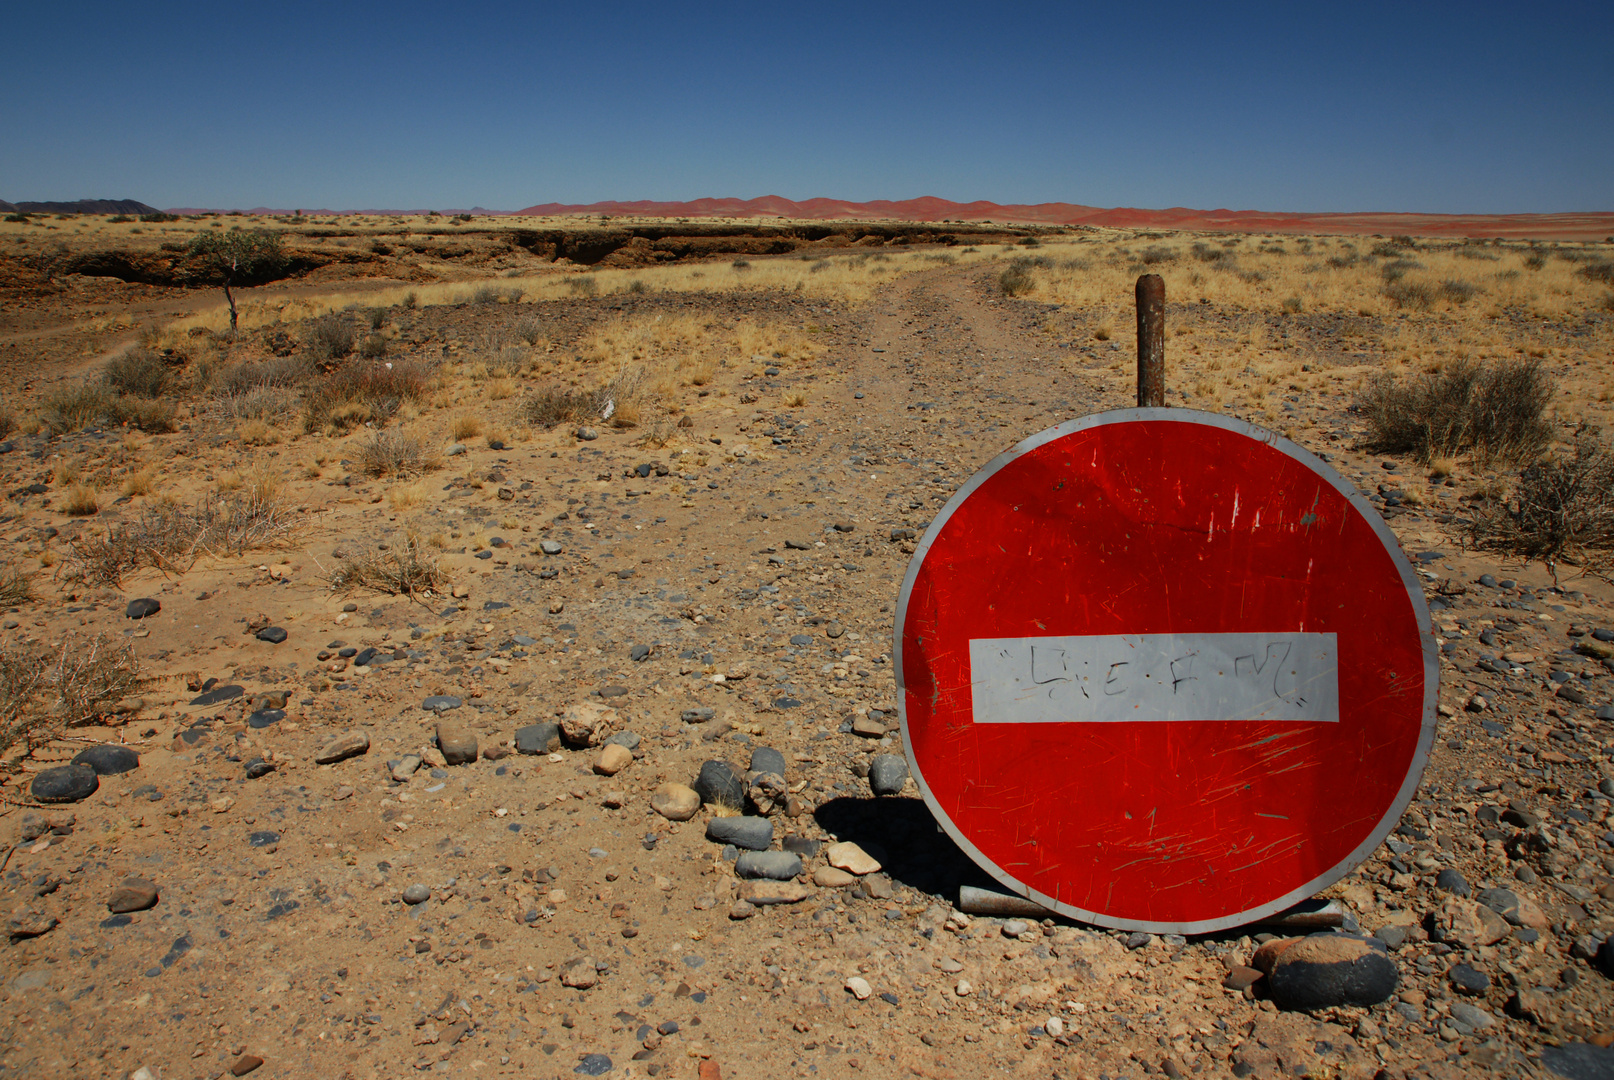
(968, 633), (1339, 724)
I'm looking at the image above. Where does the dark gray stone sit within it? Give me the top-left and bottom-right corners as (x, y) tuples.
(734, 850), (802, 880)
(71, 744), (139, 776)
(107, 877), (159, 913)
(706, 816), (773, 851)
(255, 626), (287, 644)
(422, 695), (462, 712)
(1477, 887), (1528, 925)
(31, 765), (98, 803)
(868, 754), (908, 796)
(1448, 962), (1490, 995)
(630, 644), (650, 662)
(515, 722), (562, 755)
(694, 760), (744, 809)
(1540, 1043), (1614, 1080)
(248, 830), (280, 847)
(402, 884), (430, 905)
(749, 746), (787, 776)
(1435, 868), (1470, 897)
(244, 759), (276, 779)
(125, 598), (160, 619)
(1268, 933), (1398, 1011)
(246, 709), (284, 729)
(1373, 925), (1410, 950)
(604, 730), (641, 750)
(539, 540), (563, 555)
(574, 1054), (612, 1077)
(189, 684), (244, 706)
(1125, 932), (1153, 950)
(1598, 935), (1614, 979)
(681, 707), (715, 723)
(1449, 1002), (1494, 1030)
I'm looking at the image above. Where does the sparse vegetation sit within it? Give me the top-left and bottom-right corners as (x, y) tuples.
(1356, 357), (1553, 466)
(1468, 428), (1614, 572)
(355, 430), (439, 477)
(187, 228), (285, 332)
(102, 347), (171, 398)
(302, 358), (434, 433)
(59, 483), (99, 516)
(0, 635), (144, 756)
(304, 314), (356, 363)
(523, 384), (611, 427)
(0, 562), (35, 606)
(67, 473), (295, 586)
(328, 534), (447, 598)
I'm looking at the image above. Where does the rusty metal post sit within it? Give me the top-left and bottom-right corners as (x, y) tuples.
(1135, 274), (1165, 407)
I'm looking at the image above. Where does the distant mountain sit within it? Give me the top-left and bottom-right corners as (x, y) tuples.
(509, 195), (1614, 240)
(4, 198), (160, 215)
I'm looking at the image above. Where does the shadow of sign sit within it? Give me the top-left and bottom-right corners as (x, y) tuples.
(812, 795), (997, 900)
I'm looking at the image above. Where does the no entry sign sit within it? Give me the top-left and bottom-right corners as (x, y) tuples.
(896, 409), (1437, 934)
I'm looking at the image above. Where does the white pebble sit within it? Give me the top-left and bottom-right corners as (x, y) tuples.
(954, 979), (973, 997)
(844, 976), (872, 1000)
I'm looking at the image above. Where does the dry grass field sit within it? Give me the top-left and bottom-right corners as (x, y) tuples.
(0, 215), (1612, 1080)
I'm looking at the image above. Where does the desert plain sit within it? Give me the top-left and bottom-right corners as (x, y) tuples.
(0, 205), (1613, 1080)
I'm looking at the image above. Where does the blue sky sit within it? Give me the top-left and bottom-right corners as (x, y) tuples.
(2, 1), (1609, 214)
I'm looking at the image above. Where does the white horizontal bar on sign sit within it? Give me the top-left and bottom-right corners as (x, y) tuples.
(968, 633), (1339, 724)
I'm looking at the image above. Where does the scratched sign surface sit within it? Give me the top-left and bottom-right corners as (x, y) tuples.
(897, 409), (1436, 934)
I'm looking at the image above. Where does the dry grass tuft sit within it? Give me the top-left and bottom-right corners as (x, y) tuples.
(355, 430), (440, 478)
(450, 414), (483, 440)
(0, 563), (35, 606)
(0, 635), (144, 757)
(523, 384), (610, 428)
(328, 535), (447, 598)
(386, 483), (429, 511)
(1467, 429), (1614, 572)
(120, 469), (156, 497)
(303, 359), (435, 433)
(1356, 357), (1553, 466)
(67, 473), (295, 586)
(60, 483), (99, 516)
(0, 408), (15, 440)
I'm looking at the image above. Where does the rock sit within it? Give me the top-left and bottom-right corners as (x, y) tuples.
(391, 754), (422, 782)
(746, 771), (788, 815)
(1003, 919), (1031, 938)
(402, 884), (431, 905)
(630, 644), (650, 662)
(539, 540), (563, 555)
(681, 707), (716, 723)
(728, 900), (757, 920)
(694, 759), (745, 808)
(868, 754), (908, 795)
(706, 816), (773, 851)
(1449, 1001), (1494, 1031)
(826, 621), (845, 638)
(125, 598), (160, 619)
(734, 850), (803, 880)
(1540, 1044), (1614, 1080)
(71, 743), (139, 776)
(1448, 963), (1490, 995)
(1429, 897), (1511, 947)
(30, 764), (98, 804)
(1373, 925), (1411, 950)
(561, 702), (616, 747)
(1434, 868), (1470, 897)
(651, 784), (701, 821)
(8, 911), (59, 939)
(243, 757), (276, 779)
(191, 683), (244, 706)
(604, 730), (641, 750)
(844, 976), (873, 1000)
(738, 880), (812, 905)
(1598, 935), (1614, 979)
(814, 866), (856, 887)
(826, 841), (881, 875)
(515, 722), (562, 755)
(422, 695), (462, 712)
(435, 721), (478, 765)
(255, 626), (287, 644)
(1223, 965), (1264, 991)
(561, 959), (599, 989)
(1266, 933), (1398, 1010)
(1126, 931), (1154, 950)
(1476, 887), (1550, 929)
(229, 1055), (265, 1076)
(594, 744), (632, 775)
(749, 746), (787, 776)
(1506, 987), (1558, 1027)
(575, 426), (598, 441)
(954, 979), (973, 996)
(315, 731), (369, 764)
(850, 715), (887, 738)
(107, 877), (160, 913)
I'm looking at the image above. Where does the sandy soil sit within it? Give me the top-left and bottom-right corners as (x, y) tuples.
(0, 238), (1611, 1080)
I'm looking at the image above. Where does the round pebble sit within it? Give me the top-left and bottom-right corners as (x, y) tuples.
(31, 764), (98, 804)
(125, 598), (160, 619)
(402, 884), (431, 905)
(71, 743), (140, 776)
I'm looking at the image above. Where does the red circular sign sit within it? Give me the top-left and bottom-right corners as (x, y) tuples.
(897, 410), (1436, 933)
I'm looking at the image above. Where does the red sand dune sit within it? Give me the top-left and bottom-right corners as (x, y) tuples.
(510, 196), (1613, 242)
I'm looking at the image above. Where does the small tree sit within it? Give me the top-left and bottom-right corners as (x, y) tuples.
(188, 228), (285, 333)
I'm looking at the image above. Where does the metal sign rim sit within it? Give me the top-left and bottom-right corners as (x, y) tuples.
(894, 407), (1439, 935)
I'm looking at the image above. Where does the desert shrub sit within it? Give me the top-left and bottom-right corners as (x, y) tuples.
(0, 408), (15, 440)
(523, 384), (610, 427)
(4, 212), (30, 223)
(303, 358), (434, 433)
(1192, 242), (1233, 264)
(402, 291), (418, 309)
(472, 284), (521, 305)
(511, 316), (543, 345)
(67, 475), (294, 586)
(1380, 258), (1422, 282)
(999, 259), (1038, 297)
(140, 211), (178, 223)
(1577, 261), (1614, 285)
(568, 276), (598, 298)
(625, 279), (649, 294)
(1137, 246), (1176, 265)
(217, 354), (318, 395)
(328, 535), (446, 597)
(0, 562), (35, 606)
(1356, 357), (1553, 466)
(59, 483), (99, 516)
(305, 314), (356, 363)
(38, 383), (172, 434)
(1468, 429), (1614, 568)
(355, 430), (439, 477)
(1524, 252), (1547, 270)
(731, 259), (751, 271)
(102, 347), (171, 398)
(368, 306), (387, 329)
(1384, 277), (1480, 309)
(1281, 296), (1304, 314)
(360, 334), (388, 359)
(0, 636), (144, 756)
(212, 386), (297, 422)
